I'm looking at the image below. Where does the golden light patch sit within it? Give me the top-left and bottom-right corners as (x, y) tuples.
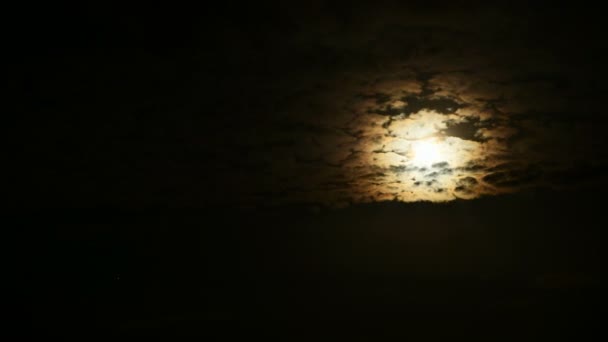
(354, 109), (493, 202)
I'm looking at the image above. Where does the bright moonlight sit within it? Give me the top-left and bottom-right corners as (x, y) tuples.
(411, 139), (443, 167)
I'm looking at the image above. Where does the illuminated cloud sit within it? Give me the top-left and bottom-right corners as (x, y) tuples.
(179, 4), (608, 209)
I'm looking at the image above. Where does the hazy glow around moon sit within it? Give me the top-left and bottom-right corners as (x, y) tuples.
(358, 109), (492, 202)
(411, 139), (443, 167)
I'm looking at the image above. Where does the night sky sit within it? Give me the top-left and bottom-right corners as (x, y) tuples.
(13, 2), (608, 338)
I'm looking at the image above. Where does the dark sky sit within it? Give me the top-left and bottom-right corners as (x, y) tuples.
(13, 2), (608, 338)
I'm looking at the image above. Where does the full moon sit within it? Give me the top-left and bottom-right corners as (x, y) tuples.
(366, 109), (485, 201)
(411, 139), (443, 167)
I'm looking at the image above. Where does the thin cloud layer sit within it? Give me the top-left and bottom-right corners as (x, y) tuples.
(202, 5), (608, 208)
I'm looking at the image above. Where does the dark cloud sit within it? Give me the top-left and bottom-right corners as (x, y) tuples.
(14, 2), (608, 209)
(370, 94), (464, 117)
(454, 176), (479, 195)
(443, 119), (482, 141)
(482, 166), (542, 188)
(459, 176), (478, 186)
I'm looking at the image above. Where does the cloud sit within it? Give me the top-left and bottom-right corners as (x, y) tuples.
(37, 4), (602, 209)
(482, 166), (542, 188)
